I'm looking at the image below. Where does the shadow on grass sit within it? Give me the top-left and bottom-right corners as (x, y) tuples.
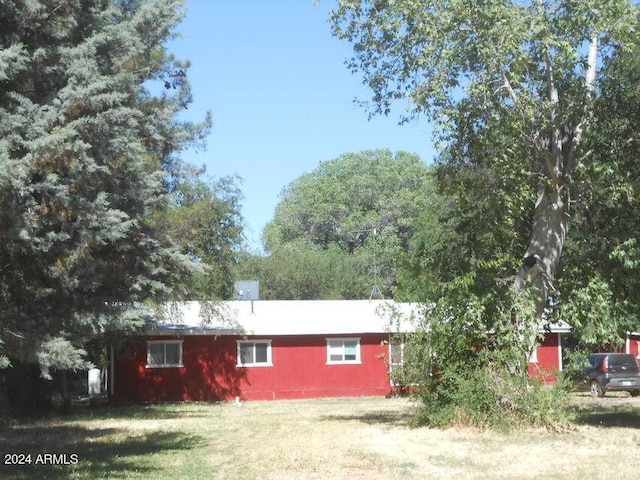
(322, 409), (414, 427)
(0, 423), (203, 480)
(70, 401), (221, 421)
(10, 400), (222, 423)
(571, 407), (640, 429)
(569, 396), (640, 429)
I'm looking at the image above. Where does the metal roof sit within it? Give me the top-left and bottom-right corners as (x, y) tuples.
(150, 300), (571, 336)
(153, 300), (423, 336)
(537, 319), (572, 334)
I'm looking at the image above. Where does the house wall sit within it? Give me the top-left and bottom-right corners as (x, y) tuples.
(528, 333), (562, 384)
(113, 331), (565, 403)
(112, 333), (391, 403)
(626, 333), (640, 359)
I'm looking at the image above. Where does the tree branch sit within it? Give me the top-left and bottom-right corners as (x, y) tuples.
(565, 35), (598, 177)
(500, 69), (519, 105)
(544, 49), (562, 185)
(585, 34), (598, 99)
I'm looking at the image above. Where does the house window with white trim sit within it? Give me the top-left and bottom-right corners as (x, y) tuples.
(237, 340), (272, 367)
(326, 338), (361, 364)
(389, 336), (405, 370)
(389, 335), (408, 386)
(147, 340), (183, 368)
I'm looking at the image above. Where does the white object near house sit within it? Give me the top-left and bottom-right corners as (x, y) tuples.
(88, 368), (101, 396)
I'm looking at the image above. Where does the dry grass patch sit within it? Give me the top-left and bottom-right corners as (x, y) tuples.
(1, 394), (639, 479)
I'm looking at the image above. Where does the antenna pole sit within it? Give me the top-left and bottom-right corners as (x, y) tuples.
(352, 227), (384, 300)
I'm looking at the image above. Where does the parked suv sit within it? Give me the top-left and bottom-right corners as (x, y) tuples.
(581, 353), (640, 397)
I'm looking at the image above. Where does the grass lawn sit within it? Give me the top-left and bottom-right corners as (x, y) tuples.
(1, 393), (639, 479)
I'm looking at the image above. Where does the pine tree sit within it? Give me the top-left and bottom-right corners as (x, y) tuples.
(0, 0), (209, 380)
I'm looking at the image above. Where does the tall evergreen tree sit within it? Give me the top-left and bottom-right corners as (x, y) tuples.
(0, 0), (209, 378)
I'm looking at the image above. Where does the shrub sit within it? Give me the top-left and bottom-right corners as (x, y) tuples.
(413, 364), (573, 430)
(397, 290), (574, 430)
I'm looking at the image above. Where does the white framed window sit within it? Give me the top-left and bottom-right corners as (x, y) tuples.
(146, 340), (183, 368)
(237, 340), (272, 367)
(389, 337), (405, 369)
(326, 338), (361, 364)
(389, 335), (407, 386)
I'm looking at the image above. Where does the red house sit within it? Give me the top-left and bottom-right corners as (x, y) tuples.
(527, 320), (572, 383)
(626, 331), (640, 362)
(111, 300), (569, 403)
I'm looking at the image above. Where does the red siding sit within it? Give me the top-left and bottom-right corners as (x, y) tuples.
(113, 333), (391, 403)
(113, 336), (245, 403)
(528, 333), (562, 384)
(114, 332), (565, 403)
(627, 333), (640, 360)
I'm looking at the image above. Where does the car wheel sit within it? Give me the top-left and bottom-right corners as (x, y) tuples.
(631, 390), (639, 397)
(590, 380), (605, 398)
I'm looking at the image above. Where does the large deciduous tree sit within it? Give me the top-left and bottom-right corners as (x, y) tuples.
(235, 243), (371, 300)
(0, 0), (210, 379)
(331, 0), (638, 358)
(559, 39), (640, 348)
(262, 150), (435, 298)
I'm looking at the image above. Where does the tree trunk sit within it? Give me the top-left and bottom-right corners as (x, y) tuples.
(61, 370), (71, 413)
(510, 34), (598, 368)
(515, 184), (568, 311)
(510, 183), (569, 373)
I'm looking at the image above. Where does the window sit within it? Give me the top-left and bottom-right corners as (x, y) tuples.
(388, 335), (408, 386)
(389, 337), (405, 369)
(237, 340), (272, 367)
(147, 340), (183, 368)
(326, 338), (361, 364)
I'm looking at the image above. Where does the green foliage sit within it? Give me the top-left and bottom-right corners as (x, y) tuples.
(561, 275), (627, 348)
(396, 149), (534, 302)
(265, 150), (433, 250)
(332, 0), (639, 429)
(36, 338), (91, 380)
(332, 0), (638, 301)
(396, 292), (572, 429)
(332, 0), (636, 127)
(260, 150), (436, 298)
(235, 241), (371, 300)
(0, 0), (209, 383)
(558, 40), (640, 347)
(414, 366), (572, 430)
(166, 164), (245, 299)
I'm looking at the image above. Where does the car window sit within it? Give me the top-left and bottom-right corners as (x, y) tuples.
(587, 355), (601, 368)
(609, 355), (639, 371)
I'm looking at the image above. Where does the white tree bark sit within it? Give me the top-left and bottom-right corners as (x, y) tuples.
(513, 35), (598, 364)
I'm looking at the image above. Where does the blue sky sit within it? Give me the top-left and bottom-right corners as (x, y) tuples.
(171, 0), (435, 250)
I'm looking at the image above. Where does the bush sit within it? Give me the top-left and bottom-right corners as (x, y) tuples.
(397, 292), (574, 430)
(414, 364), (573, 430)
(516, 376), (574, 429)
(415, 366), (505, 428)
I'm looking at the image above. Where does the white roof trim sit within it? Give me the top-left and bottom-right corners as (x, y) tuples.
(537, 320), (572, 334)
(151, 300), (423, 336)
